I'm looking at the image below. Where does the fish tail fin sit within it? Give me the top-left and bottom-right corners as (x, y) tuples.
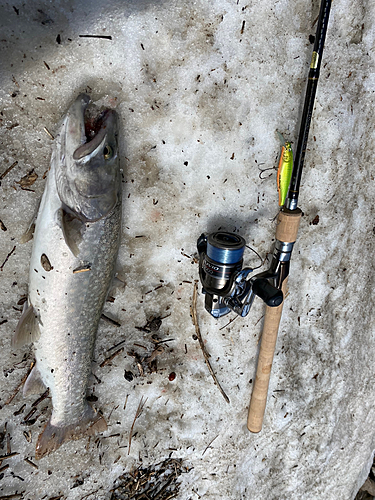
(35, 405), (107, 460)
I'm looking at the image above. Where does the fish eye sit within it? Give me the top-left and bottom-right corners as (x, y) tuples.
(103, 145), (113, 160)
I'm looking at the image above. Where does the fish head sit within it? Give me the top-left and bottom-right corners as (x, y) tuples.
(56, 94), (121, 221)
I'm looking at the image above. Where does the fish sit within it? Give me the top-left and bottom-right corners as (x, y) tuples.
(12, 94), (122, 459)
(276, 131), (293, 207)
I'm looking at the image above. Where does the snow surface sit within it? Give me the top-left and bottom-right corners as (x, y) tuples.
(0, 0), (374, 498)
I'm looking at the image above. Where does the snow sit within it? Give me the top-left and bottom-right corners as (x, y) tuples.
(0, 0), (374, 499)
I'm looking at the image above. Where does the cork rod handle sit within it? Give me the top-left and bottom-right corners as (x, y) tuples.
(247, 280), (287, 433)
(247, 209), (302, 433)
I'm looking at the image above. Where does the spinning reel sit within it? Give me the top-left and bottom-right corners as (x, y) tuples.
(197, 231), (289, 318)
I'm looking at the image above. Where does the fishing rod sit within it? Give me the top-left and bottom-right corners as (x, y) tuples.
(247, 0), (332, 433)
(197, 0), (332, 431)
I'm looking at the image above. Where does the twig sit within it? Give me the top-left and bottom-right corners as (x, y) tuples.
(202, 435), (219, 456)
(73, 264), (91, 274)
(79, 34), (112, 40)
(0, 161), (18, 181)
(100, 314), (121, 327)
(0, 246), (16, 271)
(31, 388), (50, 407)
(145, 345), (164, 364)
(0, 495), (24, 500)
(254, 314), (264, 328)
(13, 404), (26, 416)
(219, 316), (238, 331)
(108, 405), (119, 420)
(99, 347), (124, 367)
(43, 127), (54, 140)
(107, 339), (126, 352)
(0, 463), (10, 473)
(191, 283), (230, 404)
(6, 433), (10, 454)
(80, 489), (101, 500)
(24, 457), (38, 469)
(191, 290), (210, 359)
(0, 452), (19, 462)
(151, 338), (175, 345)
(128, 397), (147, 455)
(21, 407), (37, 423)
(127, 351), (144, 376)
(5, 362), (34, 405)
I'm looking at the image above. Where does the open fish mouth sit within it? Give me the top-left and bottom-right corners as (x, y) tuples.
(74, 110), (117, 161)
(66, 94), (117, 161)
(56, 94), (120, 221)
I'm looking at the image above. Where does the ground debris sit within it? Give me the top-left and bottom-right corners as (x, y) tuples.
(0, 423), (7, 449)
(145, 345), (165, 365)
(310, 214), (320, 225)
(127, 341), (167, 376)
(101, 313), (121, 327)
(110, 458), (188, 500)
(0, 161), (18, 182)
(15, 169), (38, 189)
(23, 430), (32, 443)
(5, 361), (35, 405)
(0, 452), (19, 462)
(31, 388), (50, 407)
(100, 347), (124, 367)
(1, 245), (16, 272)
(43, 127), (54, 139)
(79, 34), (112, 40)
(0, 494), (25, 500)
(128, 396), (147, 455)
(135, 316), (163, 333)
(24, 457), (38, 469)
(191, 283), (230, 404)
(73, 263), (91, 274)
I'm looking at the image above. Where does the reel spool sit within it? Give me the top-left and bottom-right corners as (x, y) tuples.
(197, 232), (283, 318)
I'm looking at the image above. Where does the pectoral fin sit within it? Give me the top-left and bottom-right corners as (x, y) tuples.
(12, 303), (41, 348)
(23, 364), (47, 396)
(57, 208), (85, 257)
(20, 198), (42, 243)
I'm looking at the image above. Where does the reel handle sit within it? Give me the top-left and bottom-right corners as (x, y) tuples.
(252, 278), (283, 307)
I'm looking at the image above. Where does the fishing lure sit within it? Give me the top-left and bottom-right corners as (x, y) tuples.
(276, 131), (293, 207)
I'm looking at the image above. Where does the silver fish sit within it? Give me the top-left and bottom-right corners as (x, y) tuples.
(13, 94), (121, 459)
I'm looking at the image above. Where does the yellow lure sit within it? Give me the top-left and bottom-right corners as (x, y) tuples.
(276, 132), (293, 207)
